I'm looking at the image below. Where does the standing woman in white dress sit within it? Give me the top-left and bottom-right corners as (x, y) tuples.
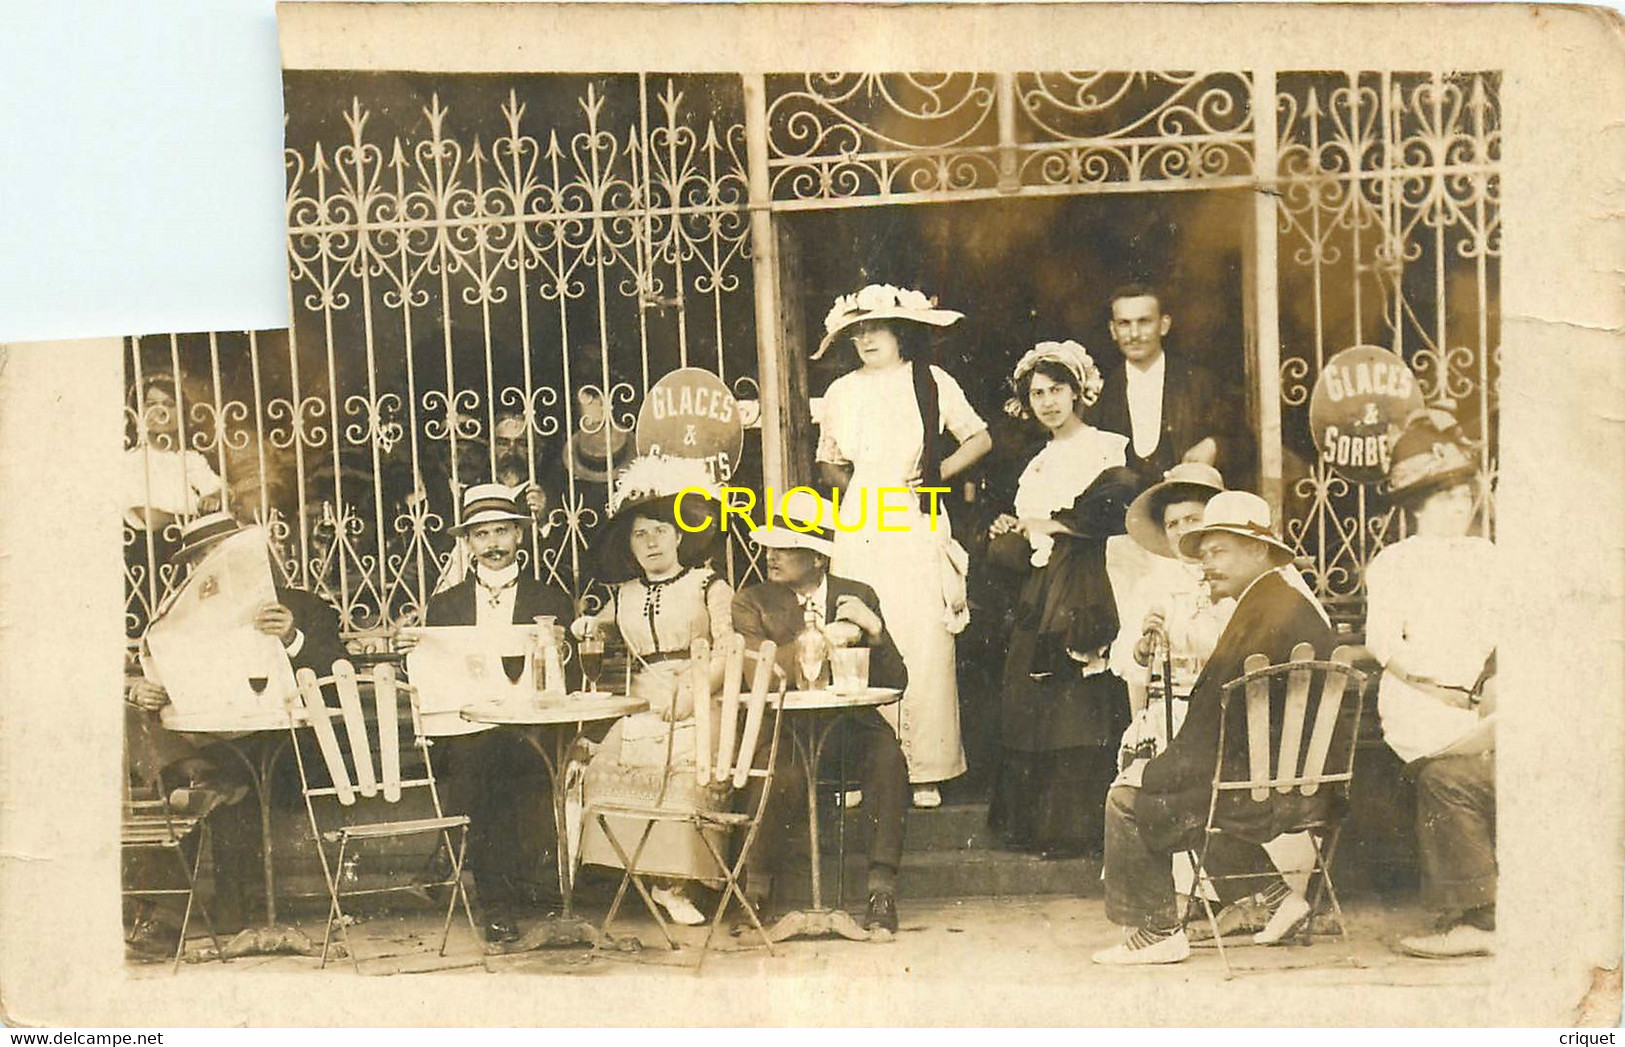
(813, 284), (993, 807)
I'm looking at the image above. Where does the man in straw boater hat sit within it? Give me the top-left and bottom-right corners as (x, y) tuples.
(1093, 491), (1338, 965)
(123, 511), (347, 954)
(731, 488), (912, 936)
(406, 483), (577, 944)
(1364, 410), (1499, 959)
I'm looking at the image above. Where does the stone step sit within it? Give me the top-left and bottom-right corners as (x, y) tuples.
(817, 800), (996, 852)
(778, 846), (1102, 905)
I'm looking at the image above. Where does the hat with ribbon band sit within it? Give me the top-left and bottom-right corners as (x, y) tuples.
(450, 483), (533, 535)
(747, 488), (838, 558)
(1125, 462), (1226, 559)
(1176, 490), (1296, 561)
(172, 511), (250, 565)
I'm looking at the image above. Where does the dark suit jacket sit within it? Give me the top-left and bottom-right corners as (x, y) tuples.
(425, 573), (578, 689)
(1135, 568), (1337, 850)
(276, 585), (350, 677)
(424, 573), (575, 629)
(731, 574), (908, 692)
(1089, 356), (1252, 488)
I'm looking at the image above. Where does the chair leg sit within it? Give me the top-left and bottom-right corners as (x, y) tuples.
(170, 846), (196, 973)
(1191, 835), (1234, 979)
(596, 813), (677, 950)
(441, 827), (476, 956)
(189, 823), (225, 964)
(323, 837), (351, 972)
(695, 824), (775, 964)
(1309, 827), (1351, 950)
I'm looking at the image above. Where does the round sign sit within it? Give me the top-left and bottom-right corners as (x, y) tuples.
(1308, 345), (1424, 483)
(635, 367), (745, 483)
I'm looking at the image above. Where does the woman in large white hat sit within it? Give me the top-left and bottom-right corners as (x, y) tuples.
(813, 283), (993, 807)
(983, 341), (1138, 858)
(570, 454), (731, 926)
(1364, 409), (1499, 959)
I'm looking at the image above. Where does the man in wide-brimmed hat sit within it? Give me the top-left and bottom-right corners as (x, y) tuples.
(731, 489), (911, 937)
(1366, 410), (1499, 960)
(123, 511), (347, 955)
(410, 482), (577, 945)
(1093, 491), (1337, 965)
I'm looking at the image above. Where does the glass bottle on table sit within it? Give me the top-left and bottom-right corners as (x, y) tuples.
(578, 619), (605, 695)
(795, 606), (829, 691)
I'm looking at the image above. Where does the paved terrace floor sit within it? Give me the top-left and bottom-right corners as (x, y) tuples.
(129, 894), (1502, 1026)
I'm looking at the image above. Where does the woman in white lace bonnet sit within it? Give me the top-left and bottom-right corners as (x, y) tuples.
(813, 283), (993, 808)
(984, 340), (1138, 858)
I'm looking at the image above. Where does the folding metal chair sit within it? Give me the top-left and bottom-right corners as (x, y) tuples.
(1188, 642), (1368, 977)
(288, 659), (482, 971)
(589, 633), (787, 965)
(122, 772), (225, 971)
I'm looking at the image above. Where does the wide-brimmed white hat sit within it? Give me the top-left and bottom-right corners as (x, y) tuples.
(1125, 462), (1226, 559)
(450, 483), (533, 535)
(813, 283), (963, 360)
(747, 488), (837, 557)
(1176, 490), (1296, 561)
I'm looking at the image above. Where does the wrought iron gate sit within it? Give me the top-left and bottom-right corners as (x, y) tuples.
(124, 68), (1499, 640)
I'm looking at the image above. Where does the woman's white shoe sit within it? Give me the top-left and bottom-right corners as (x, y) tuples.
(912, 785), (942, 808)
(1253, 892), (1312, 946)
(650, 885), (706, 926)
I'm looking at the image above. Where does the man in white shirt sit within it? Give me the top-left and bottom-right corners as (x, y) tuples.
(414, 484), (576, 944)
(1090, 283), (1250, 489)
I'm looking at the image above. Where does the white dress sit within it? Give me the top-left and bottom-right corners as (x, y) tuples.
(816, 362), (987, 782)
(1365, 535), (1500, 764)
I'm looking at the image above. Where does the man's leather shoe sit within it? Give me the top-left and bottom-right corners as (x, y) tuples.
(125, 916), (180, 959)
(862, 890), (898, 936)
(484, 918), (522, 945)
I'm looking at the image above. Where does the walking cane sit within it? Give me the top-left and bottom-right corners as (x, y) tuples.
(1159, 630), (1176, 753)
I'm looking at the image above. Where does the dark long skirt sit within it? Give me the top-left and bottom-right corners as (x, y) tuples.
(987, 743), (1122, 857)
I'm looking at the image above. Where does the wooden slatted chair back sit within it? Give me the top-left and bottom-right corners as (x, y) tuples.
(1221, 644), (1366, 800)
(291, 660), (432, 807)
(693, 633), (783, 788)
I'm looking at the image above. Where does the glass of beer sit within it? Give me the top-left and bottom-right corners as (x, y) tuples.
(578, 621), (605, 695)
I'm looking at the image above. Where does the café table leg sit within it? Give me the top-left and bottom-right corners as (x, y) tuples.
(763, 713), (871, 943)
(499, 725), (600, 950)
(216, 735), (315, 958)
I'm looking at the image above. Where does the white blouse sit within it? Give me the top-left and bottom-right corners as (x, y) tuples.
(1364, 535), (1500, 763)
(1012, 424), (1128, 567)
(815, 363), (986, 485)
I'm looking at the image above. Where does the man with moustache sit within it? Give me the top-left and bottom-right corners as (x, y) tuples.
(1091, 283), (1251, 488)
(1093, 491), (1335, 965)
(411, 483), (576, 943)
(730, 490), (911, 936)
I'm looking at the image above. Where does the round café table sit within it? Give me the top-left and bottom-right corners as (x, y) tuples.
(764, 687), (901, 944)
(157, 704), (314, 958)
(461, 693), (646, 948)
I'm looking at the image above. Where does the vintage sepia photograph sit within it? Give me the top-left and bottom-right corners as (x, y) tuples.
(2, 0), (1623, 1030)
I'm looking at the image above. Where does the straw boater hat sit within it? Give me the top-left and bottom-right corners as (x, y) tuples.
(1176, 490), (1296, 562)
(812, 283), (964, 361)
(1385, 408), (1479, 506)
(1004, 340), (1107, 418)
(171, 511), (250, 565)
(1125, 462), (1226, 559)
(448, 483), (533, 536)
(747, 488), (838, 558)
(592, 455), (724, 583)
